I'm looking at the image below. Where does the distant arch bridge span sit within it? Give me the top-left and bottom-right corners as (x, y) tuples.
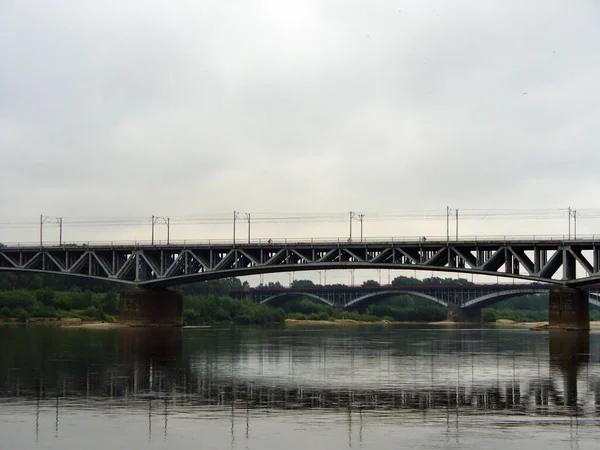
(234, 284), (600, 310)
(2, 238), (600, 288)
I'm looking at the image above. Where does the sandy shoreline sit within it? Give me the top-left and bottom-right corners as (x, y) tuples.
(285, 319), (600, 328)
(6, 318), (600, 329)
(2, 318), (131, 328)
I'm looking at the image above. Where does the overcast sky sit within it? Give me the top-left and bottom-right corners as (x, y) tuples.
(2, 0), (600, 247)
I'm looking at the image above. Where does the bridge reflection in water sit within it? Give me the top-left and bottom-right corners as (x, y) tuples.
(0, 326), (599, 445)
(1, 328), (597, 411)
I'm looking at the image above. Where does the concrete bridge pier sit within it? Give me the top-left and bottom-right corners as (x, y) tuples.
(549, 287), (589, 330)
(333, 304), (344, 315)
(119, 287), (183, 326)
(447, 305), (482, 323)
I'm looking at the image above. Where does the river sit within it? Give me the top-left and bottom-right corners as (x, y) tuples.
(0, 324), (599, 449)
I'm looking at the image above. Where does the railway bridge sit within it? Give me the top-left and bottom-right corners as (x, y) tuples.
(1, 237), (600, 328)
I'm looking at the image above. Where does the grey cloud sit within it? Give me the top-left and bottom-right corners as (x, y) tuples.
(2, 0), (600, 242)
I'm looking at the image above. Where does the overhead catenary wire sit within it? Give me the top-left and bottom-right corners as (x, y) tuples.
(1, 207), (599, 231)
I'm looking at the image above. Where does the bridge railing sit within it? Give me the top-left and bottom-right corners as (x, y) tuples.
(1, 234), (599, 249)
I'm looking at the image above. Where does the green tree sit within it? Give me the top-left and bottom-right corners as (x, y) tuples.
(101, 292), (119, 315)
(36, 288), (55, 306)
(291, 279), (316, 288)
(391, 276), (421, 286)
(54, 297), (72, 311)
(483, 310), (497, 322)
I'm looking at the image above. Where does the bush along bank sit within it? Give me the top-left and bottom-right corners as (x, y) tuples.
(0, 288), (118, 323)
(183, 294), (286, 325)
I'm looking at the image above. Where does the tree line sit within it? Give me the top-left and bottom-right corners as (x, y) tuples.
(2, 272), (594, 325)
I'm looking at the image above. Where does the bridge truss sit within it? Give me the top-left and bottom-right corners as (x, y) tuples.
(2, 239), (600, 287)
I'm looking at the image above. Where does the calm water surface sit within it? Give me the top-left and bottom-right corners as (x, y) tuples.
(1, 324), (599, 449)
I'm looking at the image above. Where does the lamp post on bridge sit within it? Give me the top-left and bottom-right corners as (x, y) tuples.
(151, 216), (170, 245)
(40, 215), (63, 248)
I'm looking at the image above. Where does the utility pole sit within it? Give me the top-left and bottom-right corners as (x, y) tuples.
(446, 206), (451, 243)
(233, 211), (239, 245)
(455, 209), (458, 241)
(151, 215), (155, 245)
(349, 211), (355, 241)
(568, 207), (571, 239)
(40, 215), (44, 248)
(246, 213), (251, 244)
(152, 216), (171, 245)
(358, 213), (365, 242)
(40, 215), (60, 248)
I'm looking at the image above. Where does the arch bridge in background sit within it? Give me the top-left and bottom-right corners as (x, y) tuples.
(235, 284), (600, 310)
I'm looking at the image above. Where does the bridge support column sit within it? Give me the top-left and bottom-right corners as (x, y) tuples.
(332, 304), (344, 315)
(447, 305), (482, 323)
(119, 287), (183, 326)
(549, 287), (589, 330)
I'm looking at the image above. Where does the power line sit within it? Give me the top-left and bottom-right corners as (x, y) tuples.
(2, 207), (600, 231)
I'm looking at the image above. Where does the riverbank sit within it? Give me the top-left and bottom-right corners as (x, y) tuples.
(7, 317), (600, 328)
(286, 318), (486, 326)
(287, 318), (600, 328)
(1, 317), (130, 328)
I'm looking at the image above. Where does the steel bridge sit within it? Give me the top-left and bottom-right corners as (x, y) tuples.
(235, 284), (600, 310)
(2, 238), (600, 287)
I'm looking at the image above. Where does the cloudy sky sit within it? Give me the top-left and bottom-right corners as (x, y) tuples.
(2, 0), (600, 248)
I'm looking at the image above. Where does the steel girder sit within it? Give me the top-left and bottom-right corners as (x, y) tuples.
(2, 239), (600, 287)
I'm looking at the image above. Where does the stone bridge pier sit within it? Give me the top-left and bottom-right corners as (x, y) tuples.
(119, 287), (183, 326)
